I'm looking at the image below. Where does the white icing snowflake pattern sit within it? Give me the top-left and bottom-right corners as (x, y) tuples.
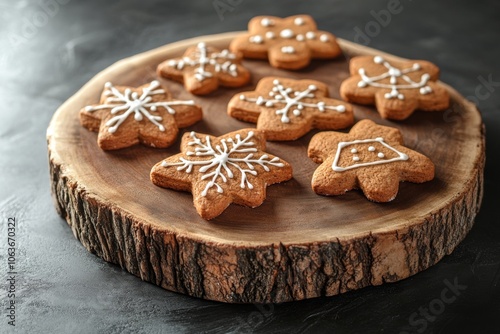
(167, 42), (239, 82)
(357, 56), (433, 100)
(239, 79), (346, 123)
(162, 131), (284, 196)
(332, 137), (409, 172)
(84, 81), (195, 133)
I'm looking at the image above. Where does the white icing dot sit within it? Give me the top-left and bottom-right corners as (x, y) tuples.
(105, 82), (112, 88)
(337, 105), (346, 112)
(281, 46), (295, 54)
(294, 17), (305, 26)
(378, 152), (385, 158)
(296, 34), (305, 41)
(351, 148), (358, 154)
(374, 56), (384, 64)
(397, 94), (405, 100)
(273, 79), (280, 85)
(308, 84), (317, 90)
(305, 31), (316, 40)
(368, 146), (375, 152)
(261, 18), (274, 27)
(280, 29), (295, 39)
(413, 63), (421, 70)
(150, 105), (157, 111)
(353, 156), (360, 162)
(319, 34), (329, 42)
(265, 31), (275, 39)
(249, 35), (264, 44)
(239, 94), (245, 100)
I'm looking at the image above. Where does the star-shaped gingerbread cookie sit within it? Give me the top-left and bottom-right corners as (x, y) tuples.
(228, 77), (354, 141)
(340, 55), (450, 120)
(308, 120), (434, 202)
(157, 42), (251, 95)
(80, 81), (202, 150)
(151, 129), (292, 220)
(230, 15), (342, 70)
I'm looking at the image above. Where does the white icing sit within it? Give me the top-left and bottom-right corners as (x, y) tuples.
(368, 146), (375, 152)
(261, 18), (274, 27)
(280, 29), (295, 39)
(265, 31), (275, 39)
(358, 56), (433, 100)
(294, 17), (305, 26)
(296, 34), (305, 41)
(332, 138), (409, 172)
(239, 80), (346, 123)
(305, 31), (316, 40)
(353, 156), (360, 162)
(84, 81), (195, 133)
(350, 148), (357, 154)
(319, 34), (329, 42)
(281, 46), (295, 54)
(167, 42), (239, 82)
(378, 152), (385, 158)
(249, 35), (264, 44)
(162, 131), (284, 197)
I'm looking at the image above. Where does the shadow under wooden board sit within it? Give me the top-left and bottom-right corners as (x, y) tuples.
(47, 32), (485, 303)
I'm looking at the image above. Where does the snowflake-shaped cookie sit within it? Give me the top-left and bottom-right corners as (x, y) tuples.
(308, 119), (434, 202)
(340, 56), (450, 120)
(80, 81), (202, 150)
(228, 77), (353, 141)
(151, 129), (292, 220)
(230, 15), (342, 70)
(157, 42), (251, 95)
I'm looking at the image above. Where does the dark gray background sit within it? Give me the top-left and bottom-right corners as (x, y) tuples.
(1, 0), (499, 333)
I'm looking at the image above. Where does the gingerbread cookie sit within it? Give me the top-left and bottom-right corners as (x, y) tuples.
(230, 15), (342, 70)
(157, 42), (251, 95)
(151, 129), (292, 220)
(228, 77), (353, 141)
(340, 56), (450, 120)
(80, 80), (202, 150)
(308, 120), (434, 202)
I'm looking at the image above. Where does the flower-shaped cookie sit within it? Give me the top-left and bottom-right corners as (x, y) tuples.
(80, 80), (202, 150)
(157, 42), (251, 95)
(228, 77), (353, 141)
(340, 56), (450, 120)
(230, 15), (342, 70)
(308, 120), (434, 202)
(151, 129), (292, 220)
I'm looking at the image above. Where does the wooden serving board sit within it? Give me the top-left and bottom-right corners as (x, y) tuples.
(47, 32), (485, 303)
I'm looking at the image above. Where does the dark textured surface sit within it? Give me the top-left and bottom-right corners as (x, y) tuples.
(0, 0), (499, 333)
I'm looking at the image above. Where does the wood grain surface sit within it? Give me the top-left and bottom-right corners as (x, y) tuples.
(47, 32), (485, 303)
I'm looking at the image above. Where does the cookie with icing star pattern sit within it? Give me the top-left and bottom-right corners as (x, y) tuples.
(230, 15), (342, 70)
(157, 42), (251, 95)
(340, 55), (450, 120)
(228, 77), (354, 141)
(151, 128), (292, 220)
(80, 80), (202, 150)
(308, 119), (435, 202)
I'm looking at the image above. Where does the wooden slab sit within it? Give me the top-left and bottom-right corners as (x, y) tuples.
(47, 32), (485, 303)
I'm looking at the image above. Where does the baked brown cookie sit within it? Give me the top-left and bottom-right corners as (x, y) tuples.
(230, 15), (342, 70)
(228, 77), (354, 141)
(151, 128), (292, 220)
(340, 55), (450, 120)
(308, 119), (434, 202)
(80, 80), (202, 150)
(157, 42), (251, 95)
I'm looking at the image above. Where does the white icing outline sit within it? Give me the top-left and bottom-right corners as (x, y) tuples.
(239, 79), (346, 123)
(167, 42), (238, 82)
(162, 131), (284, 197)
(358, 56), (433, 100)
(332, 137), (409, 172)
(84, 81), (195, 133)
